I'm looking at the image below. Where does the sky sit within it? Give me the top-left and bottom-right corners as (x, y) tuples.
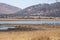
(0, 0), (60, 9)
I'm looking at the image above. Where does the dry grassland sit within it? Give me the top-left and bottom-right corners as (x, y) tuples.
(0, 24), (60, 40)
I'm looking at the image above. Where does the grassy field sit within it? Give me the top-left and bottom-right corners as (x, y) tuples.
(0, 24), (60, 40)
(0, 30), (60, 40)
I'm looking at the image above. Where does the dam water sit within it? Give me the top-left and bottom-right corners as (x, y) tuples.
(0, 20), (60, 30)
(0, 20), (60, 24)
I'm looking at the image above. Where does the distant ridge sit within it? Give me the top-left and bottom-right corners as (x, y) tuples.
(0, 2), (60, 18)
(0, 3), (21, 14)
(16, 2), (60, 17)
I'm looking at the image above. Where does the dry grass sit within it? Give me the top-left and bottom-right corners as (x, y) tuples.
(0, 30), (60, 40)
(0, 17), (60, 21)
(0, 24), (60, 40)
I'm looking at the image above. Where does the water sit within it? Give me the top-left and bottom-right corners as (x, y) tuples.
(0, 26), (15, 30)
(0, 20), (60, 30)
(0, 20), (60, 24)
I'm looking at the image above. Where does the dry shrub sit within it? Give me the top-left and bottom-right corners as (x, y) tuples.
(31, 36), (50, 40)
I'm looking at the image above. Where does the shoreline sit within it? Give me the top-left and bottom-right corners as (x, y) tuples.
(0, 24), (60, 32)
(0, 18), (60, 21)
(0, 24), (60, 27)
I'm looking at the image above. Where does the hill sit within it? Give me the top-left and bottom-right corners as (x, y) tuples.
(0, 3), (21, 14)
(16, 2), (60, 17)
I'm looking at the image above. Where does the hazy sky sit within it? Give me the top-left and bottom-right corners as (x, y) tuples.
(0, 0), (60, 9)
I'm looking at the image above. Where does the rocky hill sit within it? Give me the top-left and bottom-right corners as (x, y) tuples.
(0, 2), (60, 18)
(16, 2), (60, 17)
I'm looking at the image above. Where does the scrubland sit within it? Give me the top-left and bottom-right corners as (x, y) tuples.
(0, 24), (60, 40)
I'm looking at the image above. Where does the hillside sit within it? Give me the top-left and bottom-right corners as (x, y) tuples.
(16, 2), (60, 17)
(0, 2), (60, 18)
(0, 3), (21, 14)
